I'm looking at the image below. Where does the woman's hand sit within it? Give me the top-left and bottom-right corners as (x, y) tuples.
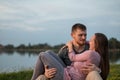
(66, 41), (73, 53)
(44, 65), (57, 78)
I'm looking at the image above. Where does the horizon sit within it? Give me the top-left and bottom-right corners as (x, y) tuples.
(0, 36), (119, 47)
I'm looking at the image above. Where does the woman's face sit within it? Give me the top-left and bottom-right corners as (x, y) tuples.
(89, 35), (96, 50)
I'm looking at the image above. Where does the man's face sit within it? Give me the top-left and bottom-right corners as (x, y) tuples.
(71, 29), (87, 46)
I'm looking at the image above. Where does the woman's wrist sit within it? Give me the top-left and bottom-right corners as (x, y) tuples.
(68, 46), (73, 53)
(68, 50), (74, 53)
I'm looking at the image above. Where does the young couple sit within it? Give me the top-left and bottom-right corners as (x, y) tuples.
(31, 23), (109, 80)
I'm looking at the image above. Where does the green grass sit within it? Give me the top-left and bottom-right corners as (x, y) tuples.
(0, 70), (33, 80)
(0, 64), (120, 80)
(107, 64), (120, 80)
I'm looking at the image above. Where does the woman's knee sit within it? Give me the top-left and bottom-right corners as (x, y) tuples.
(45, 50), (55, 54)
(38, 52), (48, 60)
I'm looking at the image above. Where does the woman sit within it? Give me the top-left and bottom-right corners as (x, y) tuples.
(36, 33), (109, 80)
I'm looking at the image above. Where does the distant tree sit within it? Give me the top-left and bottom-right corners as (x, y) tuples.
(27, 43), (32, 49)
(4, 44), (14, 49)
(109, 38), (120, 49)
(16, 44), (26, 49)
(1, 37), (120, 51)
(37, 43), (52, 49)
(0, 44), (4, 49)
(53, 43), (65, 49)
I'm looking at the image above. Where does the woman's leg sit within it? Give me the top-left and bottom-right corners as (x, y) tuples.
(36, 75), (49, 80)
(40, 51), (64, 80)
(31, 53), (45, 80)
(45, 50), (66, 67)
(86, 71), (103, 80)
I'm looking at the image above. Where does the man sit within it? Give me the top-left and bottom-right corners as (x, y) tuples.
(31, 23), (102, 80)
(58, 23), (89, 66)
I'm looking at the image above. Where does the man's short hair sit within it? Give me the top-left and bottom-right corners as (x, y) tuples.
(72, 23), (86, 32)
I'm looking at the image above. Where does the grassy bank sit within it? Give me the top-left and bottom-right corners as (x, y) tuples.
(107, 64), (120, 80)
(0, 64), (120, 80)
(0, 70), (33, 80)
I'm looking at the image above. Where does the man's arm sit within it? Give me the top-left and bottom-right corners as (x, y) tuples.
(35, 65), (57, 80)
(44, 65), (57, 78)
(66, 41), (89, 62)
(58, 45), (72, 66)
(31, 54), (57, 80)
(81, 63), (101, 74)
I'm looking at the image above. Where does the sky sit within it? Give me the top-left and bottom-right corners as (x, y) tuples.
(0, 0), (120, 46)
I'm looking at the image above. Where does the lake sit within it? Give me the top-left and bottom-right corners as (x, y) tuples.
(0, 51), (38, 73)
(0, 50), (120, 73)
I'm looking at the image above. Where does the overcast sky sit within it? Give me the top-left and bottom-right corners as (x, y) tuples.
(0, 0), (120, 46)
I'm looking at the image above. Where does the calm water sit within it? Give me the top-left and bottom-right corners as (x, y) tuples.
(0, 51), (120, 73)
(0, 51), (38, 73)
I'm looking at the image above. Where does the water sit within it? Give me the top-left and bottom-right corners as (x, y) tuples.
(0, 50), (120, 73)
(0, 51), (38, 73)
(109, 50), (120, 64)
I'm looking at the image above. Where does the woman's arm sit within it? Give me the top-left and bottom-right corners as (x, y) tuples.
(68, 50), (89, 62)
(66, 41), (90, 62)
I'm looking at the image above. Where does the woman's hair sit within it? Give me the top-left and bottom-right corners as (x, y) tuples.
(94, 33), (109, 80)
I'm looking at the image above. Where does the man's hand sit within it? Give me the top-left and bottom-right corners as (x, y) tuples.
(81, 63), (99, 74)
(44, 65), (57, 78)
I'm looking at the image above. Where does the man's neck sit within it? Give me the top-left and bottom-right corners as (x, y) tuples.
(73, 42), (85, 52)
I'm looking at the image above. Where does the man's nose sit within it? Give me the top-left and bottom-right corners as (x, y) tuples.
(82, 35), (86, 40)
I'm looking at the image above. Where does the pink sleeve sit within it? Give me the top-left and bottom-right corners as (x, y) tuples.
(69, 50), (91, 62)
(69, 50), (100, 66)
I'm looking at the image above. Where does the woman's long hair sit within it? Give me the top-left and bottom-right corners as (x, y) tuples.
(94, 33), (110, 80)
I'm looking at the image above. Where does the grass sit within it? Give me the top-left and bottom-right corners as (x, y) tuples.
(107, 64), (120, 80)
(0, 64), (120, 80)
(0, 70), (33, 80)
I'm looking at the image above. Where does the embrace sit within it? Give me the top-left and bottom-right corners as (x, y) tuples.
(31, 23), (109, 80)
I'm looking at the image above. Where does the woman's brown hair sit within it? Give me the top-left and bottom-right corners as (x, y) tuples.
(94, 33), (109, 80)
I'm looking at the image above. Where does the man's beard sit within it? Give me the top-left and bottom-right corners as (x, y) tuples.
(77, 41), (85, 46)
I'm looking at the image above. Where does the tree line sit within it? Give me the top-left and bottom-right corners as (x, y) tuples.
(0, 37), (120, 51)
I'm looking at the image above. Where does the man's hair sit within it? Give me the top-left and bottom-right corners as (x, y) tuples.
(71, 23), (86, 32)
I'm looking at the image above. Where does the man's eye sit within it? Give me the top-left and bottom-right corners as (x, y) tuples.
(79, 34), (87, 36)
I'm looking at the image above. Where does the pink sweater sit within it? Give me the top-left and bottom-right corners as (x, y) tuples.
(64, 50), (101, 80)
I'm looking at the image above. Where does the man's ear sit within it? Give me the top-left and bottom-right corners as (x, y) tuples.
(71, 32), (74, 38)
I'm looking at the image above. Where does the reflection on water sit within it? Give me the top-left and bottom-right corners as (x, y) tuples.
(0, 50), (120, 73)
(0, 51), (39, 73)
(109, 50), (120, 64)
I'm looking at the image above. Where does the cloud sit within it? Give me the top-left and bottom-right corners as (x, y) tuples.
(1, 0), (120, 21)
(25, 26), (45, 32)
(0, 0), (120, 33)
(0, 0), (120, 46)
(0, 22), (45, 32)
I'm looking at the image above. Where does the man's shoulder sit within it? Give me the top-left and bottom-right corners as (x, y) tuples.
(58, 45), (68, 55)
